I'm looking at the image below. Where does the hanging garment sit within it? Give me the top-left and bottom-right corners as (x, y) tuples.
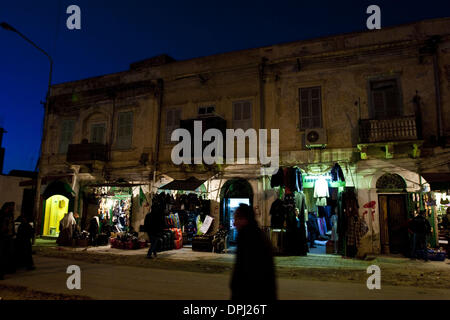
(270, 168), (284, 188)
(283, 168), (292, 194)
(294, 192), (308, 222)
(330, 163), (345, 182)
(294, 192), (307, 215)
(285, 167), (303, 193)
(331, 215), (338, 241)
(269, 199), (286, 229)
(314, 177), (329, 198)
(316, 198), (327, 207)
(347, 215), (368, 247)
(285, 201), (308, 256)
(302, 188), (315, 212)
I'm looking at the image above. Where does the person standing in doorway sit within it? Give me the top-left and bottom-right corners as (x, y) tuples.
(230, 203), (277, 301)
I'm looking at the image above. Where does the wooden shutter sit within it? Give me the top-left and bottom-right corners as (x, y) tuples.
(90, 123), (106, 144)
(371, 80), (401, 119)
(233, 101), (252, 130)
(299, 87), (322, 129)
(117, 112), (133, 149)
(166, 109), (181, 144)
(59, 120), (75, 154)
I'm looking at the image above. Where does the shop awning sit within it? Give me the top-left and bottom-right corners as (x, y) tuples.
(422, 173), (450, 191)
(159, 177), (206, 191)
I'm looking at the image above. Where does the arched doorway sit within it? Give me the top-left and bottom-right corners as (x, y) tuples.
(220, 178), (254, 246)
(41, 181), (75, 236)
(377, 173), (408, 255)
(42, 195), (69, 236)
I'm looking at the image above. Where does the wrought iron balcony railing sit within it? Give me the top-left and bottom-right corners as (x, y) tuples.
(359, 116), (419, 143)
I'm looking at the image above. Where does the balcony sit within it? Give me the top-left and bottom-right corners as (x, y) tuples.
(359, 116), (419, 144)
(67, 143), (108, 163)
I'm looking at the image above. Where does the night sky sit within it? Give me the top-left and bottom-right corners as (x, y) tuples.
(0, 0), (449, 174)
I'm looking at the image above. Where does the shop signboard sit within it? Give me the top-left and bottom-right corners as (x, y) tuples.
(200, 215), (214, 234)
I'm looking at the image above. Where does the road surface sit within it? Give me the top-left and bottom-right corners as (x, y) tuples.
(1, 256), (449, 300)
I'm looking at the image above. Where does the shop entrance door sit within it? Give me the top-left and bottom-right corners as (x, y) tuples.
(379, 194), (409, 254)
(226, 198), (250, 246)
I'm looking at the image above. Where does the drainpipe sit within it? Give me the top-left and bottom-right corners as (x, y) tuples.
(153, 79), (164, 193)
(430, 36), (444, 141)
(258, 58), (267, 227)
(108, 91), (117, 165)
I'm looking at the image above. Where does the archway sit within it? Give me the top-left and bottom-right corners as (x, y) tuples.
(376, 173), (407, 191)
(219, 178), (254, 246)
(41, 180), (75, 236)
(42, 195), (69, 236)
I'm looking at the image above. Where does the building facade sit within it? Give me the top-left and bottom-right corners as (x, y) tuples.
(38, 18), (450, 255)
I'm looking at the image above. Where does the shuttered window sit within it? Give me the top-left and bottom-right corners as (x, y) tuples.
(299, 87), (322, 129)
(117, 111), (133, 149)
(165, 108), (181, 144)
(58, 119), (75, 154)
(232, 101), (252, 130)
(370, 79), (402, 119)
(90, 123), (106, 144)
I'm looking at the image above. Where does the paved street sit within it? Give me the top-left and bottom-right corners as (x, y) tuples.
(1, 256), (449, 300)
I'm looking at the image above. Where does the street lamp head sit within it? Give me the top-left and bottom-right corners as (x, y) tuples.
(0, 22), (17, 32)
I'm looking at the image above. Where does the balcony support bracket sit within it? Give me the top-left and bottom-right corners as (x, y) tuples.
(385, 144), (394, 159)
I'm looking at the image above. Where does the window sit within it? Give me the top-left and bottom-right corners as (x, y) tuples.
(198, 105), (215, 115)
(165, 108), (181, 144)
(233, 101), (252, 130)
(369, 79), (402, 119)
(59, 119), (75, 154)
(299, 86), (322, 129)
(117, 111), (133, 149)
(90, 123), (106, 144)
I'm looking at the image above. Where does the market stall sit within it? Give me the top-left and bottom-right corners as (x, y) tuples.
(268, 163), (359, 257)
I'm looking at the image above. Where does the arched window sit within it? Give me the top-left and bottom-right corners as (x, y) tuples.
(376, 173), (406, 191)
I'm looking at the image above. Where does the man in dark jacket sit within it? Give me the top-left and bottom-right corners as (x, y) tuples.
(144, 204), (163, 258)
(230, 204), (277, 301)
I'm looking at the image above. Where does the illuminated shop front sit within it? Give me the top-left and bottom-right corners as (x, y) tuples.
(41, 180), (75, 237)
(42, 195), (69, 236)
(268, 163), (361, 257)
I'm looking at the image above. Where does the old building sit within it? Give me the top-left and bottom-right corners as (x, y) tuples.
(37, 18), (450, 256)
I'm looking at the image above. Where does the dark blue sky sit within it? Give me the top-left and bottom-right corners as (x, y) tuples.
(0, 0), (449, 174)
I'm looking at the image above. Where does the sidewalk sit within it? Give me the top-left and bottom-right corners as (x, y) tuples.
(33, 238), (449, 271)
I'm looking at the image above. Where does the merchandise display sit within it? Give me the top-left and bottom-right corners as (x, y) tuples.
(269, 164), (350, 256)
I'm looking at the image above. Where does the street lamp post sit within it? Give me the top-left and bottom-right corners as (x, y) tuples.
(1, 22), (53, 236)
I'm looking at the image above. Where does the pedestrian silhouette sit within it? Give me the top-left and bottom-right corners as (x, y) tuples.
(144, 203), (164, 258)
(15, 215), (35, 270)
(0, 202), (16, 279)
(230, 203), (277, 301)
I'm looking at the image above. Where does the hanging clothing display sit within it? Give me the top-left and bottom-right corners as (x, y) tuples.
(270, 167), (303, 193)
(347, 215), (368, 248)
(314, 176), (329, 206)
(294, 191), (308, 221)
(269, 199), (286, 229)
(284, 194), (308, 256)
(330, 163), (345, 182)
(270, 168), (284, 188)
(314, 177), (329, 198)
